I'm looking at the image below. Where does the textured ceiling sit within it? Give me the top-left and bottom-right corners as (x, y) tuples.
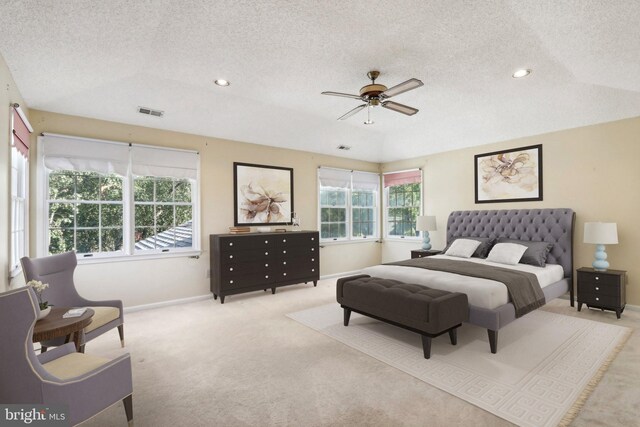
(1, 1), (640, 162)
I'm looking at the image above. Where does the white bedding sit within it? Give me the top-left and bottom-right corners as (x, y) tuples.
(361, 255), (565, 310)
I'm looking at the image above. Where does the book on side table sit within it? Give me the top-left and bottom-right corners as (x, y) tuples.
(63, 308), (88, 318)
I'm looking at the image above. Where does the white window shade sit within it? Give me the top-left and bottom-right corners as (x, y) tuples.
(352, 171), (380, 191)
(131, 145), (198, 180)
(318, 167), (351, 188)
(42, 134), (130, 176)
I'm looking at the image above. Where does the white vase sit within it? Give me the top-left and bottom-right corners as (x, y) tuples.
(37, 306), (51, 320)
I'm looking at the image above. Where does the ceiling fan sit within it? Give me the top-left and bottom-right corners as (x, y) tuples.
(322, 71), (424, 123)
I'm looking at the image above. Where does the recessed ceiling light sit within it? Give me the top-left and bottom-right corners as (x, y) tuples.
(512, 69), (532, 78)
(214, 79), (230, 86)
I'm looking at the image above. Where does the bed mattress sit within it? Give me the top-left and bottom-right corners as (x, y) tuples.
(361, 255), (564, 310)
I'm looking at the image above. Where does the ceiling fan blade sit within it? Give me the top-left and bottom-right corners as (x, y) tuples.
(321, 91), (363, 100)
(380, 78), (424, 99)
(381, 101), (419, 116)
(338, 104), (367, 120)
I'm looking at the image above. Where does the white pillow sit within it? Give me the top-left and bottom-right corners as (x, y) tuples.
(444, 239), (482, 258)
(486, 243), (528, 265)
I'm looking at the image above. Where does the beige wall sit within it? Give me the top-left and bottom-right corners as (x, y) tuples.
(0, 53), (28, 293)
(382, 117), (640, 305)
(27, 110), (381, 307)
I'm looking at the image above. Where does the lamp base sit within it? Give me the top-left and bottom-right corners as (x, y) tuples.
(422, 232), (432, 251)
(592, 244), (609, 271)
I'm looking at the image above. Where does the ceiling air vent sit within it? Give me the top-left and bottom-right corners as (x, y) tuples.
(137, 106), (164, 117)
(337, 145), (351, 151)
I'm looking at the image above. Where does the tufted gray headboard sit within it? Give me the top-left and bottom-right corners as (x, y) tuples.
(446, 209), (575, 278)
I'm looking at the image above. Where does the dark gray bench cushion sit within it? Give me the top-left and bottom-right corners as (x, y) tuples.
(337, 275), (469, 335)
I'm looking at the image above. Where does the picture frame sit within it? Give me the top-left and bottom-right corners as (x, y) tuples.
(474, 144), (542, 203)
(233, 162), (294, 226)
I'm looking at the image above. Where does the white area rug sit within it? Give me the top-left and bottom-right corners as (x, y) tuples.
(287, 304), (631, 427)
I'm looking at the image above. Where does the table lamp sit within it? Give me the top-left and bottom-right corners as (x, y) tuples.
(584, 222), (618, 271)
(416, 216), (437, 250)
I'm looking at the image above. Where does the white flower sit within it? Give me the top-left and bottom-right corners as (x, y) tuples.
(27, 280), (49, 294)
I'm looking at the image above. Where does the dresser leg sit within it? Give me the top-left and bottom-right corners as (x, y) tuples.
(313, 280), (317, 287)
(213, 293), (217, 300)
(220, 296), (225, 304)
(577, 302), (583, 312)
(616, 309), (621, 319)
(271, 288), (276, 294)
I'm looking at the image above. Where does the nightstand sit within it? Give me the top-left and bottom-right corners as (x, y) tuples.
(576, 267), (626, 319)
(411, 249), (442, 259)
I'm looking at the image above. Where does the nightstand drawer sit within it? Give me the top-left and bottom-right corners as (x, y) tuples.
(578, 293), (620, 307)
(577, 271), (619, 287)
(577, 280), (620, 296)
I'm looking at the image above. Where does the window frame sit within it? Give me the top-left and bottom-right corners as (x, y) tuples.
(36, 136), (201, 262)
(317, 168), (380, 243)
(10, 143), (29, 278)
(383, 169), (423, 241)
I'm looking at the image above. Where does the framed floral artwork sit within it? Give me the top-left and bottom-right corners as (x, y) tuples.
(233, 162), (294, 226)
(474, 144), (542, 203)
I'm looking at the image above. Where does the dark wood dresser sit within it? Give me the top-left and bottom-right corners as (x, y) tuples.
(576, 267), (626, 318)
(210, 231), (319, 303)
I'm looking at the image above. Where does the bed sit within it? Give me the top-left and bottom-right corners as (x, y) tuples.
(363, 208), (575, 353)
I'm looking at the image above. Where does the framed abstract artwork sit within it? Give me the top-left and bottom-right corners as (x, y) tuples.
(233, 162), (294, 226)
(474, 144), (542, 203)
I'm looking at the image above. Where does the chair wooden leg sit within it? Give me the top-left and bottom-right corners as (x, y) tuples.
(123, 394), (133, 425)
(118, 324), (125, 347)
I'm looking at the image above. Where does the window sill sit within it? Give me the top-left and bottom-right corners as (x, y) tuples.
(320, 239), (380, 246)
(9, 265), (23, 279)
(383, 237), (421, 243)
(76, 250), (202, 265)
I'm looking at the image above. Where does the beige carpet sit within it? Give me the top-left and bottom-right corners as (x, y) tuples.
(288, 304), (630, 427)
(78, 279), (640, 427)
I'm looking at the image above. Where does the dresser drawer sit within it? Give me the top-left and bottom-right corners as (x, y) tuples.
(220, 248), (275, 265)
(578, 292), (620, 308)
(218, 235), (275, 252)
(219, 260), (275, 276)
(219, 272), (275, 290)
(275, 233), (318, 248)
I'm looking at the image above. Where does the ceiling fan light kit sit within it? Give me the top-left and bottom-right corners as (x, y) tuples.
(322, 70), (423, 123)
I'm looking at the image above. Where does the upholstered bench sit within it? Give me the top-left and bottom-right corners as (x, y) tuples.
(336, 275), (469, 359)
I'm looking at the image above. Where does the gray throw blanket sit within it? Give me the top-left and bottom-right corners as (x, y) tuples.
(388, 258), (545, 317)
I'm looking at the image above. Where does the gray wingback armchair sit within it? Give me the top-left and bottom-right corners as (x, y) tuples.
(0, 287), (133, 426)
(21, 251), (125, 352)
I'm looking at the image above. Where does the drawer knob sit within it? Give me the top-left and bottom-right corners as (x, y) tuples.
(283, 250), (287, 254)
(595, 297), (599, 301)
(230, 280), (234, 284)
(229, 268), (233, 271)
(229, 242), (233, 246)
(283, 273), (287, 276)
(283, 239), (287, 243)
(265, 263), (269, 267)
(595, 287), (599, 291)
(265, 252), (269, 255)
(311, 258), (315, 262)
(265, 240), (269, 244)
(311, 237), (315, 240)
(312, 269), (315, 272)
(229, 255), (233, 259)
(311, 248), (315, 251)
(283, 261), (287, 265)
(265, 275), (269, 279)
(595, 276), (599, 281)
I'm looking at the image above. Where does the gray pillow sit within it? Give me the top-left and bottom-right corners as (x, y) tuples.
(443, 237), (495, 258)
(497, 238), (553, 267)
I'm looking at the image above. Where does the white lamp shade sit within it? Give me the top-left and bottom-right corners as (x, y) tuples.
(584, 222), (618, 244)
(416, 215), (437, 231)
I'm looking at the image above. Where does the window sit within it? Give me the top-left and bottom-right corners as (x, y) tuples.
(10, 104), (31, 276)
(39, 134), (200, 259)
(384, 169), (422, 239)
(318, 168), (379, 241)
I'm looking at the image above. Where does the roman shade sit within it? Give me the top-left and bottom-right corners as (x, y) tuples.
(318, 167), (351, 189)
(11, 104), (32, 158)
(130, 145), (199, 180)
(352, 171), (380, 191)
(42, 134), (130, 176)
(383, 169), (421, 187)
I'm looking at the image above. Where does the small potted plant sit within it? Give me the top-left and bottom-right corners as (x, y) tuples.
(27, 280), (51, 319)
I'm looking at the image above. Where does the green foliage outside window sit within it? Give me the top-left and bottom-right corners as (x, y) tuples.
(320, 188), (347, 239)
(387, 182), (421, 237)
(352, 190), (375, 237)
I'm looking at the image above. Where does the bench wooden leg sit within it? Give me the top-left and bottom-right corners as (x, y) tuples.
(448, 328), (457, 345)
(488, 329), (498, 354)
(343, 308), (351, 326)
(421, 335), (432, 359)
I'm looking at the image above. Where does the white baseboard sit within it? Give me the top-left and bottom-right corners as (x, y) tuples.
(320, 270), (363, 280)
(124, 293), (212, 313)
